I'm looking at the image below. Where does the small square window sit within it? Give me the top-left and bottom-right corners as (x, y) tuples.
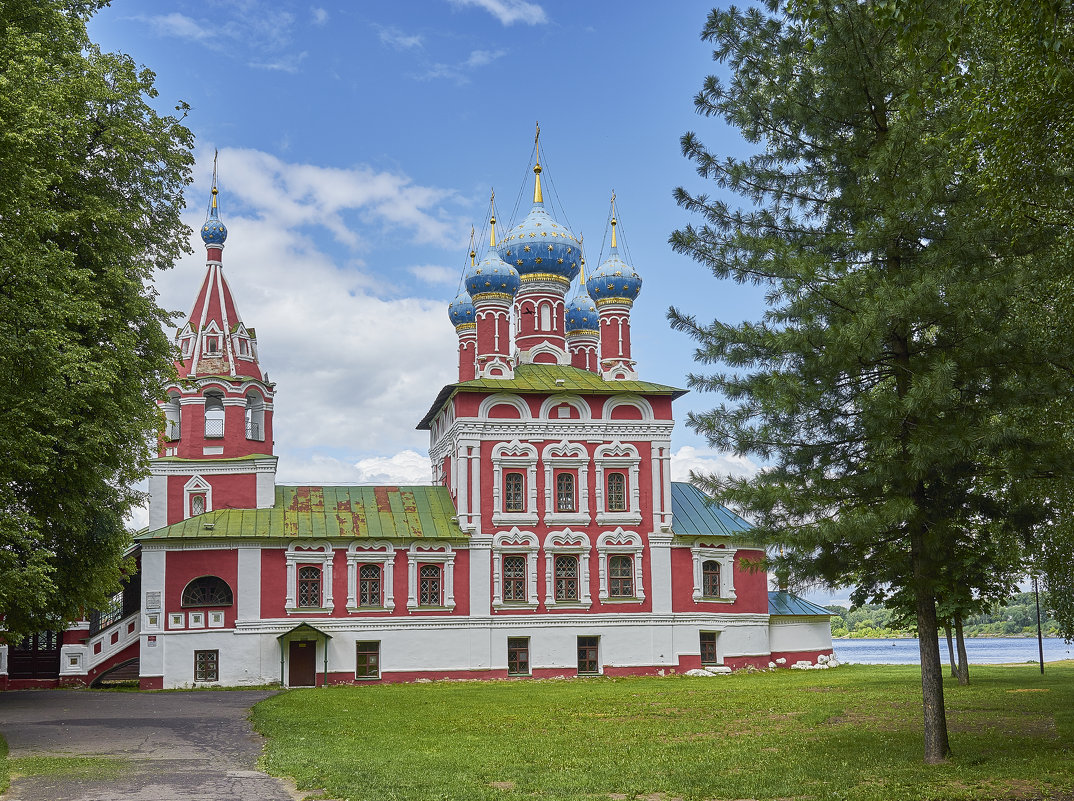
(194, 649), (219, 682)
(700, 632), (718, 665)
(508, 637), (530, 676)
(356, 641), (380, 679)
(577, 636), (599, 675)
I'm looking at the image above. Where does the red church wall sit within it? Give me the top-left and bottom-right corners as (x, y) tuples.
(165, 549), (239, 628)
(165, 473), (257, 525)
(669, 547), (769, 614)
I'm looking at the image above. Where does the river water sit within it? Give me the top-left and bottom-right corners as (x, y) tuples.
(833, 637), (1073, 665)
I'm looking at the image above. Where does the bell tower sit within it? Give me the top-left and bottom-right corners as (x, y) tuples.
(147, 159), (278, 530)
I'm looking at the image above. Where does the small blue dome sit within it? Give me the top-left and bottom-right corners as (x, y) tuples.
(587, 248), (642, 304)
(497, 202), (581, 283)
(201, 205), (227, 246)
(448, 290), (475, 327)
(565, 293), (599, 333)
(465, 250), (521, 299)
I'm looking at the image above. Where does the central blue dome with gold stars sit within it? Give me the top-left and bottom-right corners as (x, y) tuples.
(497, 163), (581, 284)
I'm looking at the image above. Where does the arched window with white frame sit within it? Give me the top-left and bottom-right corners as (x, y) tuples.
(491, 529), (539, 610)
(285, 542), (335, 612)
(596, 529), (645, 602)
(345, 541), (395, 613)
(491, 440), (538, 525)
(406, 544), (455, 611)
(690, 541), (738, 603)
(543, 530), (592, 609)
(594, 442), (642, 525)
(542, 441), (590, 525)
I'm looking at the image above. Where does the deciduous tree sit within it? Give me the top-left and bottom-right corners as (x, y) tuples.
(0, 0), (193, 635)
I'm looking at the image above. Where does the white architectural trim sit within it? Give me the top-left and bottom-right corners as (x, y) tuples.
(594, 441), (643, 525)
(406, 543), (456, 611)
(491, 528), (539, 610)
(478, 393), (530, 420)
(596, 528), (645, 602)
(346, 541), (396, 613)
(491, 439), (539, 526)
(538, 395), (592, 421)
(183, 475), (212, 519)
(285, 541), (335, 612)
(690, 540), (738, 602)
(543, 529), (592, 609)
(601, 395), (654, 421)
(541, 440), (591, 525)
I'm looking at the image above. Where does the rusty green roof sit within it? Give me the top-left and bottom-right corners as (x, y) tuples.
(417, 363), (686, 429)
(135, 485), (464, 541)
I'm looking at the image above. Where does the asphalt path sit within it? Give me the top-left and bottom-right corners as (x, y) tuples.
(0, 689), (300, 801)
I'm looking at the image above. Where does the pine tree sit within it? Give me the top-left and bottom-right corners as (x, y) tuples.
(670, 1), (1073, 762)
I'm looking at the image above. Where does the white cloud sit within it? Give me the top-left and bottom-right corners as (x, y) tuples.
(376, 25), (423, 50)
(449, 0), (547, 26)
(408, 264), (460, 285)
(464, 49), (506, 68)
(311, 6), (328, 25)
(249, 52), (307, 73)
(670, 445), (759, 484)
(276, 451), (433, 485)
(140, 12), (214, 42)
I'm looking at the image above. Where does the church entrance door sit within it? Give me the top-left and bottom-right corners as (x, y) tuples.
(288, 640), (316, 687)
(9, 631), (61, 679)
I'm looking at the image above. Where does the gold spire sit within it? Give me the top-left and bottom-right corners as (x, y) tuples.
(579, 235), (586, 284)
(211, 149), (219, 210)
(533, 121), (543, 204)
(609, 191), (617, 249)
(469, 226), (476, 266)
(489, 189), (497, 247)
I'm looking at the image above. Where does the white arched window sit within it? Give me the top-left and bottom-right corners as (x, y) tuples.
(491, 529), (539, 610)
(596, 529), (645, 602)
(539, 302), (552, 331)
(689, 541), (738, 603)
(163, 391), (181, 441)
(204, 391), (225, 438)
(543, 530), (592, 609)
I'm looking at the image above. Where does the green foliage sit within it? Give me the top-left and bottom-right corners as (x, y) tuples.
(252, 666), (1074, 801)
(0, 0), (193, 635)
(828, 594), (1062, 638)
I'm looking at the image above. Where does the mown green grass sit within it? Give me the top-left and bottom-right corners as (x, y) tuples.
(251, 663), (1074, 801)
(0, 732), (8, 794)
(7, 755), (131, 781)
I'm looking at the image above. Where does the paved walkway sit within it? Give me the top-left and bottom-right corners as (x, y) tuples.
(0, 689), (299, 801)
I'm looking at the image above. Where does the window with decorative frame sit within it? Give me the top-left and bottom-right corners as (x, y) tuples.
(700, 631), (718, 665)
(286, 542), (335, 613)
(594, 442), (642, 525)
(345, 542), (394, 613)
(492, 529), (539, 610)
(406, 544), (455, 611)
(491, 440), (538, 525)
(689, 542), (738, 603)
(507, 637), (530, 676)
(194, 649), (219, 682)
(418, 564), (442, 606)
(355, 641), (380, 679)
(596, 529), (645, 602)
(542, 441), (590, 525)
(297, 566), (322, 608)
(543, 530), (592, 608)
(181, 576), (234, 608)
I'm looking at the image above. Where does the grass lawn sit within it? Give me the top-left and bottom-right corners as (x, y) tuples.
(251, 663), (1074, 801)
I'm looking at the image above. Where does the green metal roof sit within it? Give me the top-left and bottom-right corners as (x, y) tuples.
(768, 591), (832, 617)
(417, 363), (686, 430)
(136, 485), (464, 541)
(669, 481), (753, 538)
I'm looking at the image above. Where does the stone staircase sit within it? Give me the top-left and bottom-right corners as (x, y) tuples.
(92, 658), (140, 687)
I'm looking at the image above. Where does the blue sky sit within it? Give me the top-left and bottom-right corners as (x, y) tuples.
(92, 1), (775, 517)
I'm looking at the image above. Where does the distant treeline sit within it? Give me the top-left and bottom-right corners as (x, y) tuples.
(826, 593), (1059, 639)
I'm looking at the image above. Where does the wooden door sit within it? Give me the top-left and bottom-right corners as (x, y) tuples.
(9, 631), (61, 679)
(288, 640), (317, 687)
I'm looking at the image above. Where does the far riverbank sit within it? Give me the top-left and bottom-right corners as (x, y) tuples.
(834, 637), (1072, 665)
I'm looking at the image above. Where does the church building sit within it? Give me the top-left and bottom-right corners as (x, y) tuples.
(0, 149), (832, 690)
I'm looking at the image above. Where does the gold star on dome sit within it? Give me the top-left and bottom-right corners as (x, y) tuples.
(615, 270), (622, 276)
(524, 245), (531, 252)
(547, 245), (553, 252)
(557, 258), (564, 264)
(535, 257), (543, 264)
(529, 233), (536, 237)
(516, 259), (523, 266)
(567, 247), (572, 254)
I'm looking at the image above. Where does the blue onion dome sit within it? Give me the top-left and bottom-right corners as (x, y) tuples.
(496, 164), (581, 283)
(201, 187), (228, 246)
(565, 293), (599, 334)
(586, 219), (641, 304)
(448, 290), (475, 327)
(465, 249), (520, 299)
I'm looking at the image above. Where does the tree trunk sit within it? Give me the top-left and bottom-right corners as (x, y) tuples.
(954, 613), (970, 686)
(944, 621), (957, 678)
(912, 532), (951, 763)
